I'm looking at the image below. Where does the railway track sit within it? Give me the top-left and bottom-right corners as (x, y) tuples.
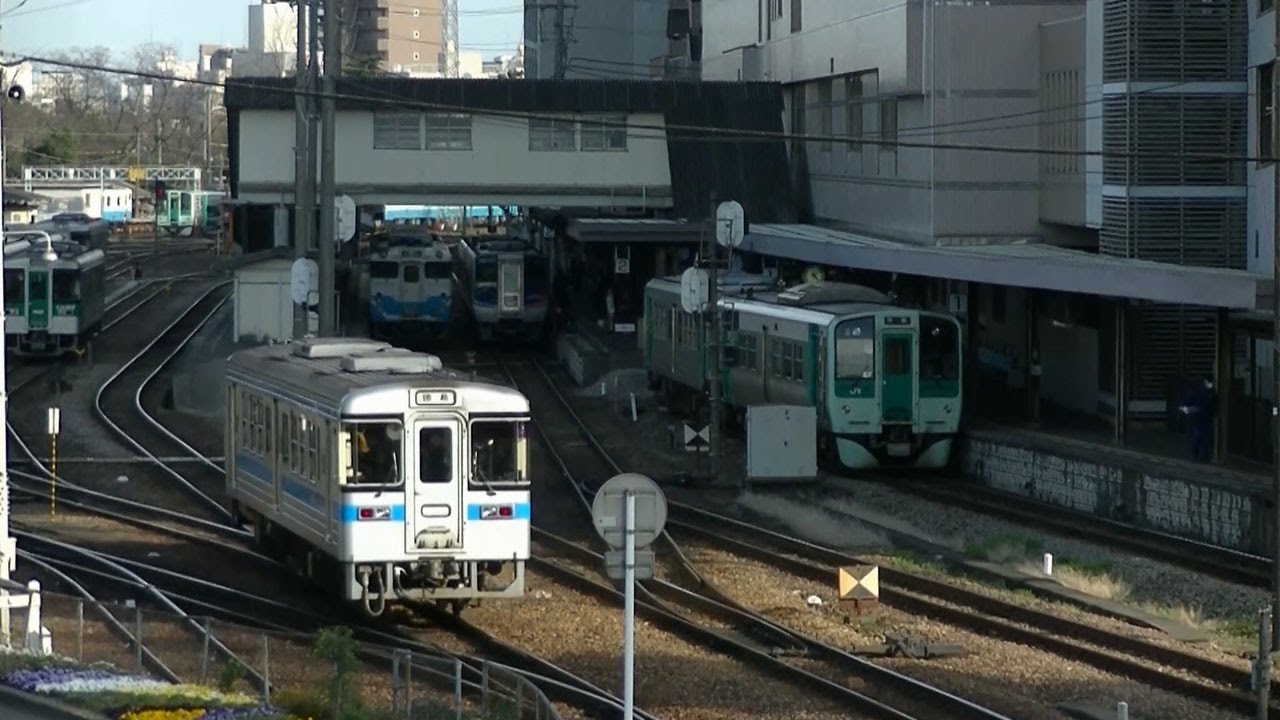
(93, 281), (234, 523)
(887, 478), (1271, 588)
(502, 358), (1008, 720)
(528, 357), (1280, 719)
(25, 297), (636, 720)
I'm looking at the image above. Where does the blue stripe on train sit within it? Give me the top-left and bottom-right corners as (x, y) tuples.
(370, 293), (451, 323)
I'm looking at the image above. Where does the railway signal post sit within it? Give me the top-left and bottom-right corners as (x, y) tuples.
(47, 408), (59, 519)
(713, 199), (746, 488)
(0, 78), (13, 642)
(593, 474), (667, 720)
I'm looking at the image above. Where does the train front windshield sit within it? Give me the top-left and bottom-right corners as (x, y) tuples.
(468, 419), (528, 488)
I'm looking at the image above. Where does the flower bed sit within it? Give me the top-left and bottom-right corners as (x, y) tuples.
(0, 648), (296, 720)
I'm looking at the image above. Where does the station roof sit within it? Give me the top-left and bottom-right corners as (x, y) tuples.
(741, 224), (1270, 311)
(566, 218), (703, 244)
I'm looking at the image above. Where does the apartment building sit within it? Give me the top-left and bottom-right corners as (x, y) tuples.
(523, 0), (697, 79)
(350, 0), (445, 74)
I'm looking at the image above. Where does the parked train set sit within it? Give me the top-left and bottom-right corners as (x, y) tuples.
(3, 236), (107, 356)
(364, 232), (551, 343)
(224, 338), (531, 616)
(643, 278), (964, 470)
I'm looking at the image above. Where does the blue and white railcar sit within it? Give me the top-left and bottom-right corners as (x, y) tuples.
(368, 236), (453, 339)
(225, 338), (532, 616)
(454, 236), (548, 342)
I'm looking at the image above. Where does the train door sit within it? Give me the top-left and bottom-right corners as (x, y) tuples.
(408, 417), (463, 552)
(498, 259), (523, 317)
(27, 269), (49, 330)
(880, 333), (915, 423)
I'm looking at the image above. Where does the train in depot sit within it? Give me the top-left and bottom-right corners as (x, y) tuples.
(3, 236), (107, 357)
(454, 236), (550, 342)
(367, 232), (454, 340)
(224, 338), (532, 616)
(643, 278), (964, 470)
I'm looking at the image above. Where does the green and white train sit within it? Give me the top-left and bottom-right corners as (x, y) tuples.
(643, 278), (963, 470)
(3, 238), (107, 357)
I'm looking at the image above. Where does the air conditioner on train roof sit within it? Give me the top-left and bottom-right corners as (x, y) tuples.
(292, 338), (391, 359)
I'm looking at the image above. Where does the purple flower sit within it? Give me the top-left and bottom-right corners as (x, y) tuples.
(4, 668), (118, 693)
(199, 706), (287, 720)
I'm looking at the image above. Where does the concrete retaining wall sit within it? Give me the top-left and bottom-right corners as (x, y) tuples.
(958, 432), (1268, 555)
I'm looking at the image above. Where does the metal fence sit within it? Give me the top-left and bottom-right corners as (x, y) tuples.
(0, 580), (562, 720)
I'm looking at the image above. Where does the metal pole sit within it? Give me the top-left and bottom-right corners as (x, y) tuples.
(292, 0), (311, 339)
(623, 490), (635, 720)
(0, 58), (15, 644)
(317, 0), (339, 336)
(555, 0), (567, 79)
(1259, 606), (1272, 720)
(1272, 28), (1280, 649)
(707, 192), (721, 484)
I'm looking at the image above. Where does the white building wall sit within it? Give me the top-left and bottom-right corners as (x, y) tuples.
(236, 109), (673, 207)
(704, 0), (1080, 245)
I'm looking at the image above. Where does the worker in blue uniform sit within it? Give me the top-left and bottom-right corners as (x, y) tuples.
(1179, 376), (1216, 463)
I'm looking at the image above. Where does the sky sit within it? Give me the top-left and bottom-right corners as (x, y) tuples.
(3, 0), (524, 60)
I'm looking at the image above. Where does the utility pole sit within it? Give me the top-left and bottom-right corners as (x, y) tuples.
(706, 192), (721, 484)
(307, 0), (320, 245)
(554, 0), (567, 79)
(292, 0), (311, 339)
(1272, 1), (1280, 652)
(317, 0), (340, 336)
(0, 42), (16, 644)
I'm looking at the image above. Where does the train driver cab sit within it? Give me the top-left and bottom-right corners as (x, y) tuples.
(349, 422), (404, 485)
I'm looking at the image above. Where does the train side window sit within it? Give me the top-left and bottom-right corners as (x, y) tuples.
(793, 342), (805, 381)
(280, 411), (292, 469)
(419, 427), (452, 483)
(403, 264), (420, 283)
(52, 270), (79, 303)
(3, 270), (22, 305)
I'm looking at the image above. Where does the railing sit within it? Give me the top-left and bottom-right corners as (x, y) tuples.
(0, 581), (563, 720)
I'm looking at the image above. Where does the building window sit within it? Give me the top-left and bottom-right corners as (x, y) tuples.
(1263, 0), (1274, 14)
(1261, 62), (1274, 164)
(845, 71), (876, 152)
(790, 0), (801, 33)
(816, 80), (831, 152)
(773, 0), (782, 19)
(529, 116), (576, 151)
(581, 114), (627, 151)
(425, 113), (472, 150)
(879, 97), (898, 152)
(373, 112), (421, 150)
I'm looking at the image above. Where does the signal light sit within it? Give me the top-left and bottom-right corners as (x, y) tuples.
(358, 507), (374, 520)
(498, 506), (513, 518)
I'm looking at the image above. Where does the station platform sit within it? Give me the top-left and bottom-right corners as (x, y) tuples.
(959, 416), (1270, 557)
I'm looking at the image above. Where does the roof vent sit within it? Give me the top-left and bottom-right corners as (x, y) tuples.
(777, 282), (890, 307)
(292, 338), (391, 359)
(340, 351), (443, 374)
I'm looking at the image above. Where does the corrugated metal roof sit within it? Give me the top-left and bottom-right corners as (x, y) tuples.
(745, 223), (1269, 310)
(224, 77), (797, 223)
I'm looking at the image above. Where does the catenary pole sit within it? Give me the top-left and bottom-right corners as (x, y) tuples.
(0, 0), (16, 642)
(293, 0), (311, 339)
(1272, 0), (1280, 653)
(317, 0), (339, 335)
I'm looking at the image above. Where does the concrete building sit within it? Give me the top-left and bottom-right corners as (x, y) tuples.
(350, 0), (444, 74)
(523, 0), (693, 80)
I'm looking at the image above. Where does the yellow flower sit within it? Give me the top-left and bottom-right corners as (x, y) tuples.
(118, 710), (206, 720)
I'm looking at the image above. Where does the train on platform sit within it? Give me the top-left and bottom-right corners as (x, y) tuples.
(3, 236), (107, 357)
(643, 278), (964, 470)
(224, 338), (532, 616)
(454, 236), (550, 342)
(367, 232), (454, 340)
(40, 214), (110, 251)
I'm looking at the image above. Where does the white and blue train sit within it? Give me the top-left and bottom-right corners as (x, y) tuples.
(225, 338), (532, 616)
(454, 236), (549, 342)
(368, 235), (454, 339)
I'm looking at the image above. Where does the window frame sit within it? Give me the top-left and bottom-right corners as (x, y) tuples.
(424, 112), (473, 151)
(1261, 62), (1275, 165)
(580, 114), (628, 151)
(529, 116), (578, 151)
(373, 112), (422, 150)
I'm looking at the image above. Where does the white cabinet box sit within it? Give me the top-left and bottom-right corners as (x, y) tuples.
(746, 405), (818, 482)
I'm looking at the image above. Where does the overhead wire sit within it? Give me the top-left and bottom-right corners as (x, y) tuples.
(13, 53), (1271, 165)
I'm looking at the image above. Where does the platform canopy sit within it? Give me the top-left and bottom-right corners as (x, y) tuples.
(742, 223), (1270, 311)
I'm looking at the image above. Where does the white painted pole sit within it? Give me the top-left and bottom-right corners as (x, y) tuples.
(1042, 553), (1053, 576)
(623, 491), (635, 720)
(1116, 701), (1128, 720)
(629, 392), (638, 422)
(0, 63), (13, 644)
